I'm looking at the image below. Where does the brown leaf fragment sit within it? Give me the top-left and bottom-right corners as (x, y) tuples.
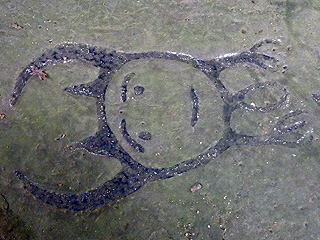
(31, 66), (48, 80)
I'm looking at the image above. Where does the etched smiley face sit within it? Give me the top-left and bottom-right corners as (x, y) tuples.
(106, 59), (225, 168)
(11, 40), (310, 212)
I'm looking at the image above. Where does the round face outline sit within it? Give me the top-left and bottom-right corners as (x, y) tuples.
(9, 40), (310, 211)
(105, 58), (225, 169)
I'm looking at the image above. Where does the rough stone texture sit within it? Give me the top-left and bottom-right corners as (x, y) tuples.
(1, 0), (320, 239)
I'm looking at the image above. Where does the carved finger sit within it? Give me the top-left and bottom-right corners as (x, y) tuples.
(249, 39), (281, 52)
(275, 120), (306, 134)
(274, 110), (304, 129)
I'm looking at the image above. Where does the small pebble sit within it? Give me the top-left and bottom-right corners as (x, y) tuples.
(11, 22), (22, 30)
(0, 113), (6, 120)
(190, 183), (202, 193)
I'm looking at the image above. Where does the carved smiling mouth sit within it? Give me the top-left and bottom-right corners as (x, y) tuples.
(120, 118), (145, 153)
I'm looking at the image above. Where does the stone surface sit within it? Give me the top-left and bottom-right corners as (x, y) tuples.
(1, 0), (320, 239)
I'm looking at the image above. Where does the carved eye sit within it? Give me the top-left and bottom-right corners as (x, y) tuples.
(134, 86), (145, 95)
(138, 131), (151, 141)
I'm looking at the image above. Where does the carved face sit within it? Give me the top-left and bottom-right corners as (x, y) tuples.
(10, 41), (310, 212)
(106, 59), (224, 168)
